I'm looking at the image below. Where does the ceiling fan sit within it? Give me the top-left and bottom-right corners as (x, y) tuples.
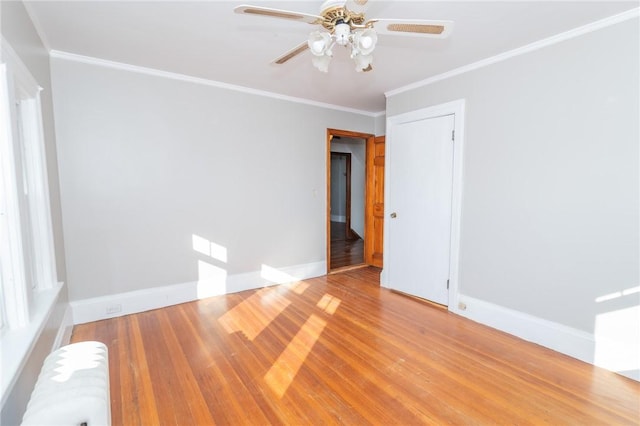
(234, 0), (453, 73)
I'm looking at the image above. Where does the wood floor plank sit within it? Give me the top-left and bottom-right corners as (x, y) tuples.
(136, 311), (193, 425)
(156, 309), (216, 425)
(330, 221), (364, 270)
(116, 316), (139, 426)
(174, 304), (270, 425)
(71, 267), (640, 425)
(127, 315), (160, 425)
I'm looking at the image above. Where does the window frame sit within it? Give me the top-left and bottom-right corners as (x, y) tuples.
(0, 37), (61, 405)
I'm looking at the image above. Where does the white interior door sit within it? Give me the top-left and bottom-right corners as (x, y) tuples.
(387, 114), (455, 305)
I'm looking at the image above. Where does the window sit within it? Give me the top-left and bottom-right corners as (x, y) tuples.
(1, 37), (61, 404)
(0, 38), (57, 331)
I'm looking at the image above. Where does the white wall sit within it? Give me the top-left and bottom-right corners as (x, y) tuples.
(386, 17), (639, 379)
(0, 2), (69, 423)
(374, 114), (386, 136)
(331, 140), (366, 237)
(51, 57), (375, 303)
(330, 153), (347, 221)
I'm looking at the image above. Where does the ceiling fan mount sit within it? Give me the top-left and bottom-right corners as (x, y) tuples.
(317, 4), (366, 32)
(235, 1), (453, 73)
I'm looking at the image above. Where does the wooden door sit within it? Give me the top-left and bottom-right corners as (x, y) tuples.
(365, 135), (385, 267)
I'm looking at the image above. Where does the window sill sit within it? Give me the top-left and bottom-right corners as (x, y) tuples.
(0, 282), (64, 406)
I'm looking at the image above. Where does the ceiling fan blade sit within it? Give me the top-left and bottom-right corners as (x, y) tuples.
(370, 19), (454, 38)
(272, 42), (309, 65)
(234, 5), (322, 25)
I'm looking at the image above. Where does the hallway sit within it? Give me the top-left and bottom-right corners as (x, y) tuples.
(330, 221), (364, 270)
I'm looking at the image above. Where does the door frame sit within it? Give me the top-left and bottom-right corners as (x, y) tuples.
(326, 128), (375, 272)
(382, 99), (466, 312)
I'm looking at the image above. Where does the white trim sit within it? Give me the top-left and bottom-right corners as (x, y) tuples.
(51, 301), (73, 352)
(49, 50), (381, 118)
(452, 296), (639, 381)
(330, 215), (346, 223)
(0, 283), (64, 407)
(1, 38), (41, 95)
(454, 295), (605, 368)
(0, 55), (29, 328)
(385, 8), (640, 98)
(381, 99), (465, 314)
(18, 95), (57, 291)
(71, 261), (326, 325)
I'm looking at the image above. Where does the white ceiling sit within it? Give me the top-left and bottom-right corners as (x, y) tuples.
(24, 0), (638, 114)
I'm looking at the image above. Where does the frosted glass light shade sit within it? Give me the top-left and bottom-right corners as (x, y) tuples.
(312, 54), (332, 72)
(354, 53), (373, 72)
(354, 29), (377, 55)
(308, 31), (331, 56)
(306, 25), (377, 72)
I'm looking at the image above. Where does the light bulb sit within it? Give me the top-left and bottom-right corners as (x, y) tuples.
(308, 31), (331, 56)
(354, 29), (377, 56)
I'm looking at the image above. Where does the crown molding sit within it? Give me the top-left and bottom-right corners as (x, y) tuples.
(386, 7), (640, 98)
(49, 50), (381, 117)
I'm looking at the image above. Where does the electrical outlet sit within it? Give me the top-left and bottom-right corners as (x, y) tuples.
(458, 302), (467, 311)
(106, 304), (122, 314)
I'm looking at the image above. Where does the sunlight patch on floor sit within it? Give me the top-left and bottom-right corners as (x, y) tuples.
(264, 314), (327, 398)
(317, 293), (341, 314)
(285, 280), (310, 295)
(218, 287), (291, 340)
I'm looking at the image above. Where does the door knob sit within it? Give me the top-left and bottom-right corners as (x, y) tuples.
(390, 212), (397, 218)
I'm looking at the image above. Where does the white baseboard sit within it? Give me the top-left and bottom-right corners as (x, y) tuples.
(379, 268), (389, 287)
(70, 261), (326, 325)
(51, 304), (73, 351)
(451, 295), (639, 381)
(330, 215), (346, 223)
(451, 295), (595, 362)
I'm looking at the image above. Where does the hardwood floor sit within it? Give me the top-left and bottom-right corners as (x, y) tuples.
(330, 221), (364, 270)
(71, 268), (640, 425)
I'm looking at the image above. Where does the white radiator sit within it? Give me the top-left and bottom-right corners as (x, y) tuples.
(21, 341), (111, 426)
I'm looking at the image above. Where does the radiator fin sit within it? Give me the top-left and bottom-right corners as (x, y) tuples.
(22, 341), (111, 426)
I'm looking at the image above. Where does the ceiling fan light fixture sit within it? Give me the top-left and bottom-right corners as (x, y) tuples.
(312, 53), (332, 72)
(334, 22), (352, 46)
(353, 28), (377, 55)
(308, 30), (332, 56)
(308, 22), (377, 72)
(353, 53), (373, 72)
(237, 2), (454, 74)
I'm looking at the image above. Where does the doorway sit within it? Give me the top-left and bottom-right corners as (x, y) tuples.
(327, 129), (377, 272)
(330, 151), (362, 269)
